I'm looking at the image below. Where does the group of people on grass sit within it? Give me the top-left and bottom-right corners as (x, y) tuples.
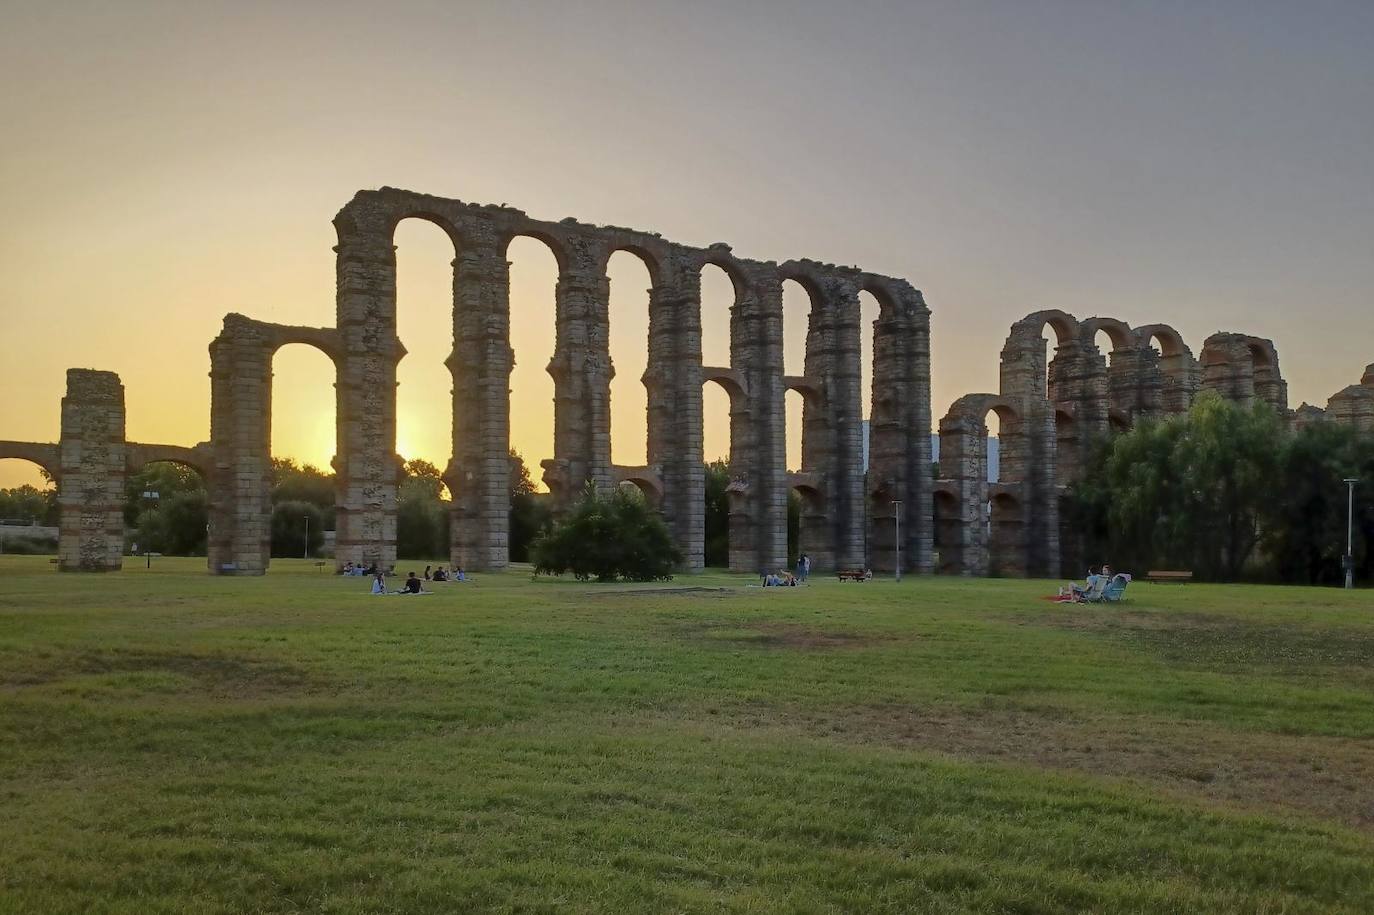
(344, 560), (469, 595)
(1057, 564), (1130, 602)
(762, 554), (812, 587)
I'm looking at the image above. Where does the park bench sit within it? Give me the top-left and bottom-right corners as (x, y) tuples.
(837, 568), (871, 582)
(1146, 570), (1193, 583)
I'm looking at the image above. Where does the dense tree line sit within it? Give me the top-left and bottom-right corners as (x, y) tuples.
(1068, 392), (1373, 584)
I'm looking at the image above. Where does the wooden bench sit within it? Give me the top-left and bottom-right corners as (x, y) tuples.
(1146, 570), (1193, 583)
(837, 568), (871, 582)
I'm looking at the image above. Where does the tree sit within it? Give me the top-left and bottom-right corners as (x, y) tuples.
(704, 460), (730, 568)
(532, 484), (680, 582)
(509, 450), (551, 562)
(1263, 422), (1374, 585)
(271, 500), (324, 558)
(0, 484), (58, 525)
(271, 458), (335, 527)
(396, 459), (448, 559)
(124, 462), (208, 555)
(1070, 392), (1283, 581)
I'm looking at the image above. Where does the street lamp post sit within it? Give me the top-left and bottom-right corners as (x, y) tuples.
(141, 490), (159, 569)
(303, 514), (310, 560)
(1344, 478), (1359, 590)
(891, 499), (903, 582)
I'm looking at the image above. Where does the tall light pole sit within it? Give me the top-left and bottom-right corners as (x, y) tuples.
(1344, 478), (1359, 590)
(303, 514), (310, 560)
(891, 499), (903, 582)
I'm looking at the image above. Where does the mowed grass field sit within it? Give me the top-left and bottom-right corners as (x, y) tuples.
(2, 556), (1373, 913)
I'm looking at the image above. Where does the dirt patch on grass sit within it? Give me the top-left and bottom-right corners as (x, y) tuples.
(1011, 609), (1374, 671)
(3, 650), (318, 698)
(686, 621), (893, 651)
(771, 701), (1374, 831)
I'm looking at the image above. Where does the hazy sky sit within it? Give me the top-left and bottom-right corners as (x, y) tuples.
(2, 0), (1372, 488)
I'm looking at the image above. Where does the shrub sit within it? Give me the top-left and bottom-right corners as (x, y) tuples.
(532, 484), (680, 582)
(0, 534), (57, 555)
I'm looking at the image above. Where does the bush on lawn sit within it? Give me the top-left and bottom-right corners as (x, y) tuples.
(531, 484), (680, 582)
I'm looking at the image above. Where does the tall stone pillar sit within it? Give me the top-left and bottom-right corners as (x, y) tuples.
(207, 316), (273, 574)
(867, 283), (934, 574)
(729, 264), (788, 574)
(334, 231), (401, 571)
(448, 237), (513, 571)
(543, 243), (614, 506)
(998, 323), (1059, 578)
(800, 276), (866, 570)
(58, 369), (126, 572)
(647, 257), (704, 571)
(937, 409), (989, 575)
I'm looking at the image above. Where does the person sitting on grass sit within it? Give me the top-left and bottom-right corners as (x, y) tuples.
(423, 565), (432, 580)
(454, 567), (466, 581)
(370, 572), (386, 595)
(432, 567), (448, 582)
(401, 572), (424, 594)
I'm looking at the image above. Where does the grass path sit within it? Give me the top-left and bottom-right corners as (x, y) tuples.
(2, 556), (1372, 912)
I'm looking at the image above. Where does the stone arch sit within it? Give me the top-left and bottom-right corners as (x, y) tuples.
(126, 444), (212, 482)
(1134, 323), (1199, 414)
(1013, 309), (1080, 348)
(0, 442), (60, 482)
(615, 469), (663, 511)
(1136, 323), (1187, 358)
(1080, 316), (1135, 356)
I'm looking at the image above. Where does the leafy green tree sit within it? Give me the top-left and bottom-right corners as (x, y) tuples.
(509, 450), (551, 562)
(704, 460), (730, 568)
(270, 500), (324, 558)
(1264, 422), (1374, 585)
(397, 459), (448, 559)
(1071, 392), (1284, 580)
(532, 484), (680, 582)
(0, 484), (58, 525)
(271, 458), (335, 527)
(123, 462), (208, 555)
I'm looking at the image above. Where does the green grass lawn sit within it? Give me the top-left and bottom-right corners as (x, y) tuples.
(2, 555), (1372, 913)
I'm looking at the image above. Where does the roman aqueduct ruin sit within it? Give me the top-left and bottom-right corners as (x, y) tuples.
(2, 188), (1368, 575)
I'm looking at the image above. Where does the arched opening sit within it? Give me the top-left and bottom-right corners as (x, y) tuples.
(1093, 329), (1116, 368)
(782, 278), (812, 473)
(506, 236), (561, 492)
(791, 483), (824, 571)
(0, 457), (51, 491)
(608, 250), (653, 467)
(0, 459), (58, 556)
(858, 290), (882, 470)
(932, 488), (961, 574)
(127, 461), (212, 558)
(703, 441), (731, 569)
(700, 263), (735, 467)
(617, 478), (660, 511)
(987, 491), (1024, 577)
(270, 342), (339, 559)
(986, 407), (1003, 484)
(785, 389), (805, 472)
(393, 218), (458, 477)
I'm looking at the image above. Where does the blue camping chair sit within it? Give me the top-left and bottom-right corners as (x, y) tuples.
(1085, 574), (1130, 603)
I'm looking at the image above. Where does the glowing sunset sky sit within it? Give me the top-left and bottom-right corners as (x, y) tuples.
(2, 1), (1372, 489)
